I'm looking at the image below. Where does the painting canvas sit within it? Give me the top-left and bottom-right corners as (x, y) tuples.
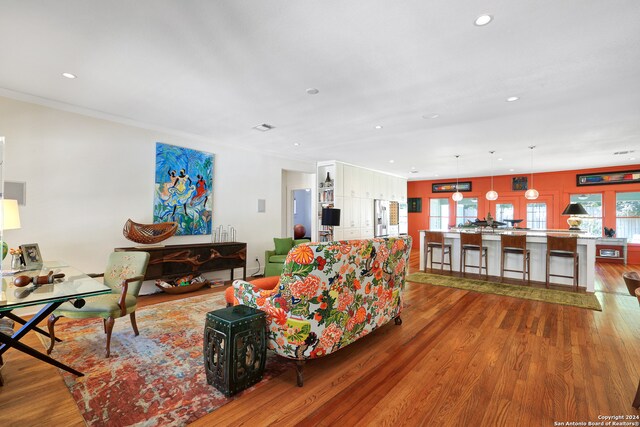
(432, 182), (472, 193)
(154, 143), (214, 235)
(577, 169), (640, 186)
(512, 176), (528, 191)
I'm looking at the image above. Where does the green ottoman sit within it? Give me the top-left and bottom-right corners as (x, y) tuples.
(204, 305), (267, 396)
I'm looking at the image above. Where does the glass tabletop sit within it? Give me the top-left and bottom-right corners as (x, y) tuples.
(0, 261), (111, 311)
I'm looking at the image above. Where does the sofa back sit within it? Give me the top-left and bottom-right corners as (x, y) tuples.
(266, 236), (412, 360)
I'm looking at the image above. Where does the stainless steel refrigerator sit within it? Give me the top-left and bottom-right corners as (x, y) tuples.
(374, 199), (389, 237)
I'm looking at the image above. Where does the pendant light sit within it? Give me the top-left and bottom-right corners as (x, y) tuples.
(452, 155), (463, 202)
(524, 145), (539, 200)
(485, 150), (498, 201)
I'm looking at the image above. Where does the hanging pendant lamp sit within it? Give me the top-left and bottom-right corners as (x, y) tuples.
(524, 145), (539, 200)
(452, 155), (463, 202)
(485, 150), (498, 201)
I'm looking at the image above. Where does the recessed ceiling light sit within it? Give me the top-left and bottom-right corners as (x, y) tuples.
(434, 174), (439, 177)
(422, 114), (440, 119)
(497, 158), (503, 161)
(474, 14), (493, 26)
(389, 160), (395, 163)
(411, 166), (416, 170)
(306, 88), (319, 95)
(62, 72), (77, 79)
(253, 123), (275, 132)
(375, 125), (383, 129)
(506, 96), (520, 102)
(631, 157), (636, 160)
(509, 168), (515, 172)
(293, 142), (300, 146)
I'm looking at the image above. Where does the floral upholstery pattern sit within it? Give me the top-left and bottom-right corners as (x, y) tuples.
(232, 236), (412, 360)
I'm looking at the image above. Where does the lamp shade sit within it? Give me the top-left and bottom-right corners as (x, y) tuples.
(321, 208), (341, 226)
(2, 199), (21, 230)
(561, 203), (588, 216)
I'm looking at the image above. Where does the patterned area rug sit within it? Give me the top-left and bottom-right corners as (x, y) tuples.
(37, 292), (292, 426)
(406, 272), (602, 311)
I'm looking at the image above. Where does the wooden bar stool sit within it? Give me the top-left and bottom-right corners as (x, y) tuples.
(500, 234), (530, 284)
(546, 235), (579, 291)
(460, 232), (488, 278)
(424, 231), (452, 272)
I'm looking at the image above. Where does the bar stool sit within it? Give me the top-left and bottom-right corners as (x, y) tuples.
(546, 235), (579, 291)
(500, 234), (530, 284)
(460, 232), (488, 278)
(424, 231), (452, 272)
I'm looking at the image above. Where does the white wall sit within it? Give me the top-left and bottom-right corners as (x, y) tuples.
(0, 96), (314, 296)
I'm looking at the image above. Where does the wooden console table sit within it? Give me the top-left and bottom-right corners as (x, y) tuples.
(114, 242), (247, 281)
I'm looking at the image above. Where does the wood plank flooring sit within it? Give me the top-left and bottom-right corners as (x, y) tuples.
(1, 254), (639, 426)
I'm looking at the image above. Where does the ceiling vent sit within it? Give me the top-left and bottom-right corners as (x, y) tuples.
(614, 150), (635, 155)
(253, 123), (275, 132)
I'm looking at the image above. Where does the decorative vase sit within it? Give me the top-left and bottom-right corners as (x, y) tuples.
(11, 254), (22, 270)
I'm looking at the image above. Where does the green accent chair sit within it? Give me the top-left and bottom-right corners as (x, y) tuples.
(264, 238), (310, 277)
(46, 251), (150, 358)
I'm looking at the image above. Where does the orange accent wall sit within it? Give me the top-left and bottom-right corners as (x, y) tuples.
(408, 164), (640, 264)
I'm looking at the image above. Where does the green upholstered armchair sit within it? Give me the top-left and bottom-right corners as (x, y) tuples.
(46, 251), (150, 358)
(264, 238), (310, 277)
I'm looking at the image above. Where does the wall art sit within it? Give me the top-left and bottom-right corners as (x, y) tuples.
(577, 170), (640, 186)
(154, 143), (214, 235)
(432, 182), (472, 193)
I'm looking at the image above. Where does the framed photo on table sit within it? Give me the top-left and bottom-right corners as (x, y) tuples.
(20, 243), (43, 270)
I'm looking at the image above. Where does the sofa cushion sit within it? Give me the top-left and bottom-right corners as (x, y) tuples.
(268, 254), (288, 264)
(274, 237), (294, 255)
(293, 238), (311, 246)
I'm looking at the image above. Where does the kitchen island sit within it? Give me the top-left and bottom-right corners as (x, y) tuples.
(418, 229), (597, 292)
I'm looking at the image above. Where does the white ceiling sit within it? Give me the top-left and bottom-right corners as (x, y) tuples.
(1, 1), (639, 180)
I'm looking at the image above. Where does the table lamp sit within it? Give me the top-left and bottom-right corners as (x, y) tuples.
(2, 199), (22, 260)
(561, 202), (588, 230)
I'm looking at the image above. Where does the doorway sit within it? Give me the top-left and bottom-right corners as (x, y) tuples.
(292, 189), (312, 239)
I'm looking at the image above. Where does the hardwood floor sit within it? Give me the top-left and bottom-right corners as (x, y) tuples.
(1, 254), (639, 426)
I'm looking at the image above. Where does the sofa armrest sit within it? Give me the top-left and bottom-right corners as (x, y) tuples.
(233, 279), (271, 308)
(265, 249), (276, 264)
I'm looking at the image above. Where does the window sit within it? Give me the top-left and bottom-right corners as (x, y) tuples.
(495, 203), (514, 223)
(456, 198), (478, 226)
(570, 194), (602, 236)
(616, 192), (640, 243)
(527, 203), (547, 229)
(429, 198), (449, 231)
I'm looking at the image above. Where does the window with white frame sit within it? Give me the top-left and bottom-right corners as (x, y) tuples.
(456, 197), (478, 226)
(495, 203), (514, 223)
(526, 203), (547, 230)
(570, 194), (602, 236)
(616, 192), (640, 243)
(429, 198), (449, 231)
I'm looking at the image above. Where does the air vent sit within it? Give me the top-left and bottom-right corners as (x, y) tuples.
(410, 170), (419, 174)
(614, 150), (635, 155)
(253, 123), (275, 132)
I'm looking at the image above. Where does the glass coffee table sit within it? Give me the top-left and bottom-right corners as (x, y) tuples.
(0, 262), (110, 377)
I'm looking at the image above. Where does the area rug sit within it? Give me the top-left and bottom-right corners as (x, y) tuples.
(406, 272), (602, 311)
(37, 293), (292, 426)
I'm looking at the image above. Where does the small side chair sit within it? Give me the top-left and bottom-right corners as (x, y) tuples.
(47, 251), (150, 358)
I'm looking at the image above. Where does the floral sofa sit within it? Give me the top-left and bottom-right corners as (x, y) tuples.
(230, 235), (412, 386)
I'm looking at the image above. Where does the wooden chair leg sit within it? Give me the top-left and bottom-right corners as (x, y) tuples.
(633, 379), (640, 408)
(575, 254), (580, 291)
(500, 250), (504, 282)
(105, 317), (115, 358)
(103, 318), (107, 334)
(130, 312), (139, 336)
(460, 248), (464, 276)
(440, 246), (445, 271)
(296, 360), (305, 387)
(448, 249), (452, 272)
(394, 315), (402, 325)
(522, 252), (526, 283)
(545, 254), (550, 288)
(47, 314), (61, 355)
(478, 249), (482, 276)
(527, 254), (531, 284)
